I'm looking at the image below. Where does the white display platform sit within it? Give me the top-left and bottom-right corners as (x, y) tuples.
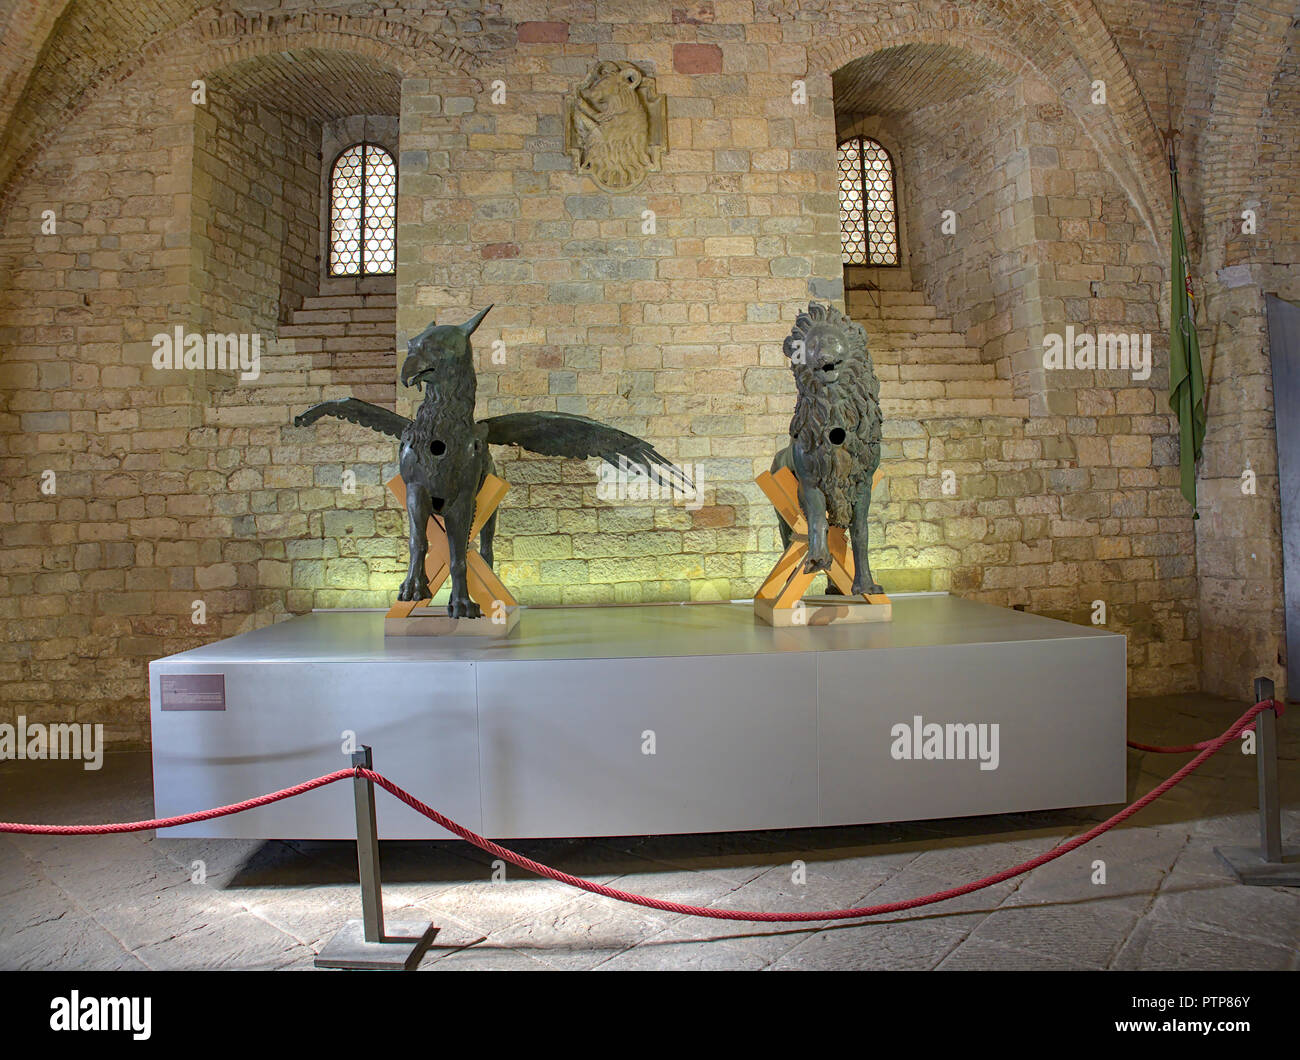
(149, 593), (1127, 840)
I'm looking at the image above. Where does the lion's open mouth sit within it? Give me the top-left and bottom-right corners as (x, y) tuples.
(819, 360), (841, 383)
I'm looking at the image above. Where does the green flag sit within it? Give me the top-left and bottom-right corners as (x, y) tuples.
(1168, 160), (1206, 516)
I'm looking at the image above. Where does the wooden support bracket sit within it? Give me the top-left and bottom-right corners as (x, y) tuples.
(383, 473), (519, 636)
(753, 466), (891, 626)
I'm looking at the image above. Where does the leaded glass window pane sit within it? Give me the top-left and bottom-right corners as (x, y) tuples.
(330, 143), (396, 276)
(837, 136), (899, 266)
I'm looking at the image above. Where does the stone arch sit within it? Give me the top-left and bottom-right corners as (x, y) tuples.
(815, 14), (1166, 409)
(1198, 0), (1298, 273)
(808, 1), (1168, 245)
(187, 44), (410, 329)
(0, 7), (477, 223)
(1189, 2), (1298, 700)
(179, 12), (472, 84)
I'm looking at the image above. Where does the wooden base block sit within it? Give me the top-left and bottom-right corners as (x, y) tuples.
(384, 605), (521, 638)
(754, 593), (892, 627)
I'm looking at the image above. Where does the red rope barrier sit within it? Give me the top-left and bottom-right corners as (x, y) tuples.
(1127, 737), (1217, 753)
(0, 700), (1279, 923)
(1126, 699), (1283, 753)
(0, 769), (356, 835)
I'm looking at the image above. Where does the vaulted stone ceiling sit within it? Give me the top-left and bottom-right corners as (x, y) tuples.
(0, 0), (1293, 232)
(0, 0), (211, 195)
(0, 0), (484, 209)
(208, 49), (403, 121)
(832, 43), (1017, 117)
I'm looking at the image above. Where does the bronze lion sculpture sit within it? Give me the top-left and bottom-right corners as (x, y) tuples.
(770, 302), (884, 596)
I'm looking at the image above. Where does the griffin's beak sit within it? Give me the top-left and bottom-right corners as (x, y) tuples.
(401, 353), (432, 390)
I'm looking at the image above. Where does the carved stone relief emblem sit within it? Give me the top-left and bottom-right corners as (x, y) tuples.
(564, 61), (668, 192)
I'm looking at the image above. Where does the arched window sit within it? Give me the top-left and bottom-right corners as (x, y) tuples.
(837, 136), (899, 266)
(329, 142), (397, 276)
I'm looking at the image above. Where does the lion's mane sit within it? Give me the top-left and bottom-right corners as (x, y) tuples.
(782, 302), (882, 526)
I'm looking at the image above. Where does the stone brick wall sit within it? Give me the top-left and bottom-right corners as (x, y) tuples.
(1192, 14), (1299, 698)
(192, 92), (320, 334)
(193, 95), (402, 624)
(0, 0), (1293, 747)
(887, 83), (1033, 377)
(392, 14), (846, 604)
(0, 65), (403, 747)
(0, 68), (193, 748)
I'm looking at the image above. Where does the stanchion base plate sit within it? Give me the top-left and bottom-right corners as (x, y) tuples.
(1214, 846), (1300, 886)
(314, 920), (439, 970)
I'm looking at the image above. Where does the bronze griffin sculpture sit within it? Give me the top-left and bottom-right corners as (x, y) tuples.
(294, 306), (690, 618)
(771, 302), (884, 596)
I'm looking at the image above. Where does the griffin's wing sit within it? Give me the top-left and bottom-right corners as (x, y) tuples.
(481, 411), (693, 491)
(293, 398), (411, 439)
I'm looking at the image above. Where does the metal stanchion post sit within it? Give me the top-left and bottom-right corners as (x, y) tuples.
(1216, 677), (1299, 886)
(315, 746), (440, 970)
(353, 745), (385, 942)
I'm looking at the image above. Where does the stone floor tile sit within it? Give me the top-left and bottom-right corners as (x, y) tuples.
(0, 912), (147, 971)
(596, 937), (769, 970)
(1111, 916), (1295, 971)
(938, 935), (1104, 970)
(130, 910), (315, 971)
(481, 892), (676, 971)
(963, 901), (1141, 967)
(1145, 877), (1300, 949)
(769, 919), (960, 970)
(420, 942), (555, 971)
(1003, 825), (1186, 914)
